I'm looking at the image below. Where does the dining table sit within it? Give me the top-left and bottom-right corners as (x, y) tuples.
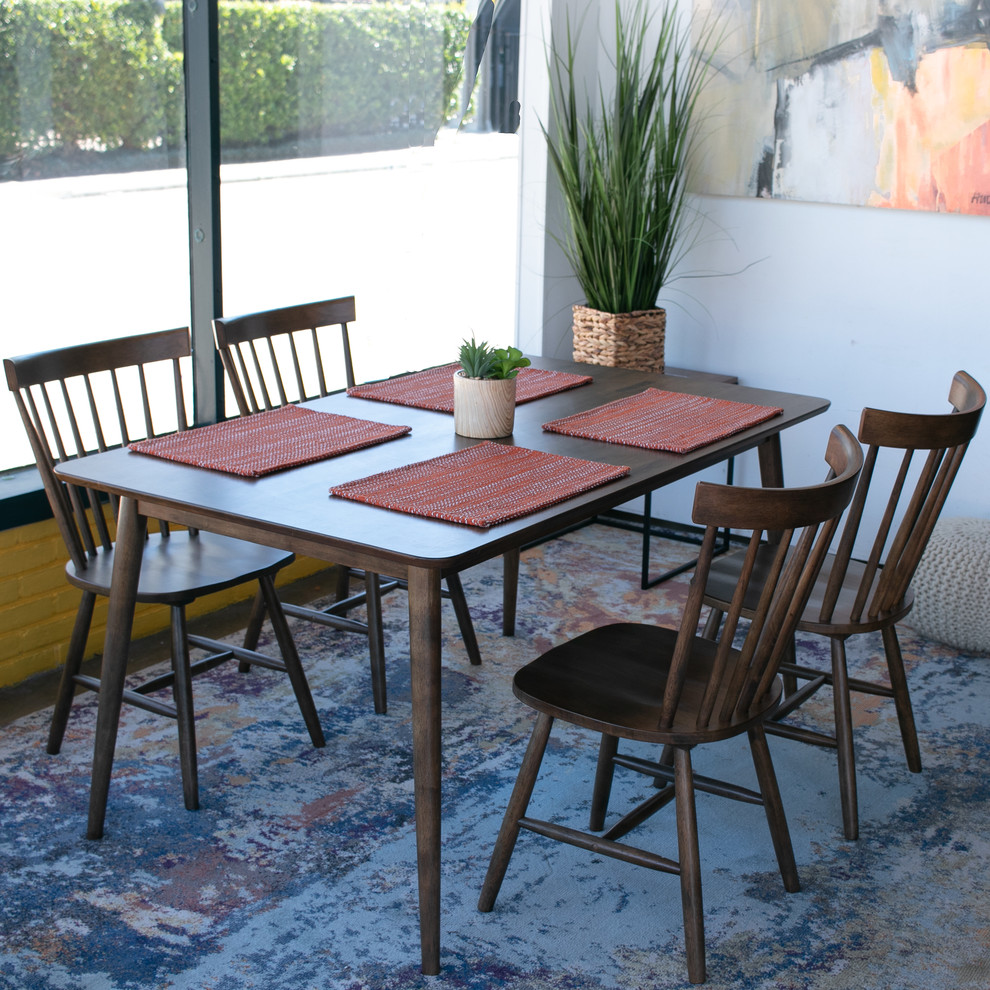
(54, 355), (829, 974)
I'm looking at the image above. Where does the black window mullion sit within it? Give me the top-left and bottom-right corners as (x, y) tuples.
(183, 0), (224, 425)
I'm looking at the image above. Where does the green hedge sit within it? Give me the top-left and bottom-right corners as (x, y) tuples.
(0, 0), (470, 164)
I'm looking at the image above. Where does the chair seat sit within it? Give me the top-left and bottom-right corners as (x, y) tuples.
(66, 531), (295, 604)
(704, 548), (914, 636)
(514, 623), (783, 745)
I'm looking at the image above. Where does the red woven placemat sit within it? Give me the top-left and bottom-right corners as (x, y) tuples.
(128, 405), (411, 478)
(346, 363), (592, 412)
(329, 440), (629, 528)
(541, 388), (783, 454)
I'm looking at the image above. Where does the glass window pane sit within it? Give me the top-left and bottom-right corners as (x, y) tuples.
(0, 0), (189, 471)
(216, 0), (521, 394)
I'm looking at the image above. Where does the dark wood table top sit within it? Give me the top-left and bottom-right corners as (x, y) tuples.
(55, 356), (829, 575)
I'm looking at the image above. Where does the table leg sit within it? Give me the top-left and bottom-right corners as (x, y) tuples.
(407, 565), (443, 974)
(758, 434), (784, 488)
(502, 549), (519, 637)
(758, 434), (785, 545)
(87, 496), (147, 840)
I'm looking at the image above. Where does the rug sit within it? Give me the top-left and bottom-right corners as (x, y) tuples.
(1, 524), (987, 990)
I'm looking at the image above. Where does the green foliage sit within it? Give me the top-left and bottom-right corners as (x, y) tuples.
(459, 337), (495, 379)
(544, 0), (720, 314)
(288, 2), (460, 144)
(0, 0), (178, 158)
(0, 0), (471, 166)
(459, 338), (530, 380)
(490, 345), (530, 379)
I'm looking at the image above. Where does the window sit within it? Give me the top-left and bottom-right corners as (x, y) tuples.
(0, 0), (188, 471)
(216, 0), (521, 384)
(0, 0), (521, 474)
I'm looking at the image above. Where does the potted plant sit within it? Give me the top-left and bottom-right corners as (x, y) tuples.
(544, 0), (720, 373)
(454, 338), (531, 438)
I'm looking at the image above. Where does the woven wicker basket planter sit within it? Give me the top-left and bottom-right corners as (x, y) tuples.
(572, 305), (666, 374)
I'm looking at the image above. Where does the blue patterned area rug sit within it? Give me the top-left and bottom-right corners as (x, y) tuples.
(1, 525), (988, 990)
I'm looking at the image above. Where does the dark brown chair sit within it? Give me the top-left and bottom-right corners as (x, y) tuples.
(213, 296), (482, 715)
(701, 371), (985, 840)
(478, 425), (863, 985)
(4, 329), (325, 811)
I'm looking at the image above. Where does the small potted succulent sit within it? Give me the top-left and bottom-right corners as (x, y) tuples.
(454, 337), (531, 438)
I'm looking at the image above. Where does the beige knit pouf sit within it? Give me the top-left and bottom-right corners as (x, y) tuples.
(909, 517), (990, 654)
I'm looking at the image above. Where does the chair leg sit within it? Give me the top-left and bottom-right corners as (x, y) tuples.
(830, 636), (859, 841)
(748, 724), (800, 892)
(47, 590), (97, 755)
(258, 575), (326, 747)
(781, 635), (798, 697)
(654, 743), (675, 788)
(881, 625), (922, 774)
(239, 586), (267, 670)
(673, 747), (706, 985)
(701, 606), (722, 640)
(334, 564), (352, 605)
(365, 571), (388, 715)
(589, 733), (619, 831)
(169, 606), (199, 811)
(445, 571), (482, 666)
(478, 712), (553, 912)
(502, 549), (520, 637)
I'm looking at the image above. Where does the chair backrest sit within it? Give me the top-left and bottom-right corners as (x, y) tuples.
(661, 424), (864, 732)
(212, 296), (357, 415)
(4, 329), (192, 572)
(818, 370), (985, 624)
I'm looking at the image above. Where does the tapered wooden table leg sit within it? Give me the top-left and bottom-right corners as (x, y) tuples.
(87, 496), (147, 840)
(407, 565), (443, 974)
(757, 433), (784, 488)
(758, 434), (786, 544)
(502, 549), (519, 637)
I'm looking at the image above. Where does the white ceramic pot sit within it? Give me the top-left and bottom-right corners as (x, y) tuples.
(452, 372), (516, 438)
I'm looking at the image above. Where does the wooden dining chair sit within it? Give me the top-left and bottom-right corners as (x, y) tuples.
(701, 371), (985, 840)
(479, 425), (863, 985)
(4, 329), (326, 811)
(212, 296), (482, 715)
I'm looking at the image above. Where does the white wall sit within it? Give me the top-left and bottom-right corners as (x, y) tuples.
(516, 0), (988, 527)
(662, 195), (988, 520)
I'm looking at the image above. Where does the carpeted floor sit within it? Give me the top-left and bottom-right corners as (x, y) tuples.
(1, 524), (988, 990)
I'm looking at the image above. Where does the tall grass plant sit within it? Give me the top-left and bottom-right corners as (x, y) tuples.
(544, 0), (720, 315)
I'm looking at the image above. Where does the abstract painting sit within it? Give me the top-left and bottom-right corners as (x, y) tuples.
(690, 0), (990, 214)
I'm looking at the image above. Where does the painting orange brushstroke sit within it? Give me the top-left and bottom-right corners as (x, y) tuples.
(691, 0), (990, 214)
(871, 46), (990, 214)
